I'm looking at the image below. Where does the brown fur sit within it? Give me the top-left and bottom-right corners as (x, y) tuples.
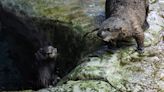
(97, 0), (149, 51)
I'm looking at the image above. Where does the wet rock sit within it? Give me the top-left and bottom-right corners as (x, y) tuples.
(150, 0), (157, 4)
(39, 80), (113, 92)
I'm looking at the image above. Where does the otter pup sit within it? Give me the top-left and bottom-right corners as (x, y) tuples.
(35, 45), (59, 88)
(97, 0), (149, 52)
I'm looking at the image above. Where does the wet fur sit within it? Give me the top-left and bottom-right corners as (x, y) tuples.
(37, 59), (57, 88)
(0, 4), (58, 89)
(98, 0), (149, 51)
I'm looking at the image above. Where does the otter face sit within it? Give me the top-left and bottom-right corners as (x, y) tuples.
(97, 17), (130, 42)
(97, 28), (121, 42)
(35, 46), (58, 61)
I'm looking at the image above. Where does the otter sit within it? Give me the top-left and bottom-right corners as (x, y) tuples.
(97, 0), (149, 52)
(35, 45), (59, 88)
(0, 3), (58, 89)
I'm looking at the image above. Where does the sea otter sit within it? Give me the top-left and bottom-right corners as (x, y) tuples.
(97, 0), (149, 52)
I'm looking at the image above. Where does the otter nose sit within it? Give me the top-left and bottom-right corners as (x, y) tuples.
(97, 31), (102, 38)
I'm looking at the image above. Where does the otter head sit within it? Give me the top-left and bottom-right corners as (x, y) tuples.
(97, 18), (128, 42)
(35, 46), (58, 61)
(97, 27), (121, 42)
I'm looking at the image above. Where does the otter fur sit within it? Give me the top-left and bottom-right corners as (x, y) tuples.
(0, 3), (58, 89)
(97, 0), (149, 51)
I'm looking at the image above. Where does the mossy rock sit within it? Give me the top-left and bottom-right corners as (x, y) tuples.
(38, 80), (113, 92)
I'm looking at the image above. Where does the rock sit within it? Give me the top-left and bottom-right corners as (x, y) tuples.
(0, 0), (106, 32)
(150, 0), (157, 4)
(39, 80), (113, 92)
(159, 0), (164, 10)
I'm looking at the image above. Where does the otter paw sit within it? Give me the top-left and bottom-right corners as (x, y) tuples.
(136, 47), (144, 54)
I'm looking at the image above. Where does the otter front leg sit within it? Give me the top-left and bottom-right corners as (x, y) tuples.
(38, 66), (51, 87)
(133, 27), (144, 52)
(38, 61), (56, 88)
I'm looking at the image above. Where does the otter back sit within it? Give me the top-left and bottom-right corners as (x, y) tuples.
(97, 0), (149, 52)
